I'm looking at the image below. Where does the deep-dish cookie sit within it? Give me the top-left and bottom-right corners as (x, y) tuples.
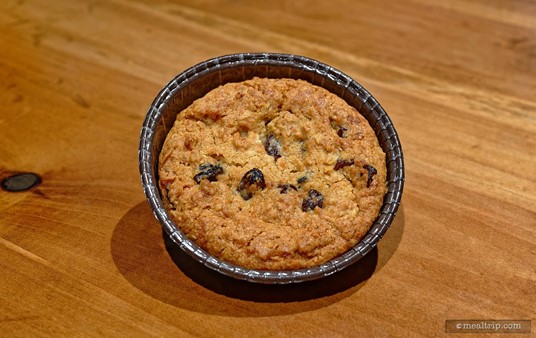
(158, 77), (386, 270)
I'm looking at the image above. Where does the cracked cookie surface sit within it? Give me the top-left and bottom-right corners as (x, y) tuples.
(158, 77), (386, 270)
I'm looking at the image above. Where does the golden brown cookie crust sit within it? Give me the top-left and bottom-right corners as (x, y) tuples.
(158, 77), (386, 270)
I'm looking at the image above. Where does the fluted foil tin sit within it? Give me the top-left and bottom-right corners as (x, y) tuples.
(139, 53), (404, 284)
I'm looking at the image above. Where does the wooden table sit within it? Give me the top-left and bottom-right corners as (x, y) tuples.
(1, 0), (534, 336)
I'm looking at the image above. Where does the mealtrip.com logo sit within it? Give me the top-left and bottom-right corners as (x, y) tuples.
(445, 320), (531, 334)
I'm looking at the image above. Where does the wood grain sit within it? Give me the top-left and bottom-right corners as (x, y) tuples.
(1, 0), (534, 336)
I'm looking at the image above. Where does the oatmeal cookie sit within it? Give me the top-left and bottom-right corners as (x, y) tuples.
(158, 77), (386, 270)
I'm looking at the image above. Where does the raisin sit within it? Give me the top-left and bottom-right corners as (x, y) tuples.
(363, 164), (377, 188)
(337, 126), (348, 138)
(264, 133), (282, 160)
(330, 120), (347, 138)
(334, 158), (354, 170)
(237, 168), (266, 200)
(277, 184), (298, 194)
(302, 189), (324, 212)
(193, 163), (223, 184)
(297, 176), (308, 184)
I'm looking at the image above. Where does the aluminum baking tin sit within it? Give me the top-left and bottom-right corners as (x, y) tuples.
(139, 53), (404, 284)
